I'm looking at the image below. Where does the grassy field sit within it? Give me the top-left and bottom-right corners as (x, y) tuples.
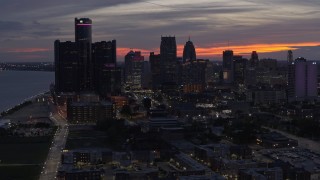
(0, 138), (51, 164)
(0, 165), (41, 180)
(0, 136), (52, 180)
(65, 127), (108, 150)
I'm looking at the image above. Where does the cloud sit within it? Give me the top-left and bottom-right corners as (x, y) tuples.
(1, 0), (320, 61)
(191, 42), (320, 58)
(117, 42), (320, 61)
(5, 48), (50, 53)
(0, 21), (25, 32)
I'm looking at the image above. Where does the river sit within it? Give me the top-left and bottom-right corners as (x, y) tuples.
(0, 71), (54, 113)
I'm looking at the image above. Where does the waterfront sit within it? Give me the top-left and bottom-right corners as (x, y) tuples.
(0, 71), (54, 113)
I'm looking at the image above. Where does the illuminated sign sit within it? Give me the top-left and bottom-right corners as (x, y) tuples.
(76, 24), (91, 26)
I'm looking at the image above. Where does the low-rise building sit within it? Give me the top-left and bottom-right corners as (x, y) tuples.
(256, 132), (298, 148)
(67, 101), (115, 124)
(239, 167), (283, 180)
(57, 165), (103, 180)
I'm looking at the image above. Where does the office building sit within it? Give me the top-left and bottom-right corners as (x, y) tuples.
(124, 51), (144, 89)
(287, 50), (293, 63)
(124, 50), (135, 83)
(92, 40), (119, 97)
(55, 18), (120, 97)
(182, 59), (208, 93)
(288, 57), (318, 101)
(222, 50), (234, 84)
(54, 40), (80, 93)
(75, 18), (93, 91)
(249, 51), (259, 67)
(150, 52), (161, 90)
(142, 61), (151, 89)
(160, 36), (177, 86)
(233, 56), (247, 85)
(205, 61), (214, 87)
(183, 37), (196, 63)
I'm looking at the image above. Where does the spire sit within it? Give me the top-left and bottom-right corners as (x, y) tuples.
(188, 35), (190, 41)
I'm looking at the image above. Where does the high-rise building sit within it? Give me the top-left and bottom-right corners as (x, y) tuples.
(54, 40), (80, 92)
(205, 61), (214, 87)
(222, 50), (234, 84)
(182, 37), (196, 63)
(124, 51), (135, 84)
(92, 40), (119, 97)
(287, 50), (293, 63)
(233, 56), (247, 85)
(75, 18), (93, 91)
(55, 18), (120, 98)
(160, 36), (177, 86)
(75, 18), (92, 42)
(249, 51), (259, 67)
(181, 59), (208, 93)
(142, 61), (151, 89)
(124, 51), (144, 89)
(245, 67), (257, 87)
(288, 57), (318, 101)
(149, 52), (161, 90)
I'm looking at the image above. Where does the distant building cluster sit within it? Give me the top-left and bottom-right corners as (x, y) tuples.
(0, 62), (54, 71)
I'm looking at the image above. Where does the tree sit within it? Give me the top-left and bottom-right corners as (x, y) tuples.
(142, 97), (151, 110)
(120, 105), (132, 118)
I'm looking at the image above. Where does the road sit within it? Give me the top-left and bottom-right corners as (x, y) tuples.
(39, 104), (68, 180)
(265, 126), (320, 154)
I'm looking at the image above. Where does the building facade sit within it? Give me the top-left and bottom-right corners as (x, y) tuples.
(55, 41), (80, 93)
(92, 40), (119, 97)
(182, 38), (196, 63)
(160, 36), (177, 86)
(125, 51), (144, 89)
(223, 50), (234, 84)
(75, 18), (93, 91)
(55, 18), (121, 98)
(150, 52), (161, 90)
(288, 57), (318, 101)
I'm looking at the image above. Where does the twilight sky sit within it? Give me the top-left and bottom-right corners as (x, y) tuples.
(0, 0), (320, 62)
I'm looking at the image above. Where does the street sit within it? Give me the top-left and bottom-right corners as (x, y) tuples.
(265, 126), (320, 154)
(39, 104), (68, 180)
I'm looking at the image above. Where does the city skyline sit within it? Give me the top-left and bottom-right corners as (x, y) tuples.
(1, 0), (320, 61)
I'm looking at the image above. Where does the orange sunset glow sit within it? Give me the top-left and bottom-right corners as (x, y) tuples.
(117, 42), (320, 58)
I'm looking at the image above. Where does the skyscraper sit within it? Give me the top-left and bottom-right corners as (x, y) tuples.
(288, 57), (318, 101)
(182, 37), (196, 63)
(92, 40), (119, 97)
(287, 50), (293, 63)
(181, 59), (208, 93)
(124, 51), (144, 89)
(75, 18), (93, 91)
(124, 50), (135, 84)
(160, 36), (177, 86)
(233, 56), (247, 85)
(150, 52), (161, 90)
(75, 18), (92, 42)
(249, 51), (259, 67)
(54, 40), (80, 92)
(55, 18), (120, 97)
(222, 50), (234, 84)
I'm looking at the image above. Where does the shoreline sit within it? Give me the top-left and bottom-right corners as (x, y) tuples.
(0, 69), (53, 72)
(0, 91), (49, 119)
